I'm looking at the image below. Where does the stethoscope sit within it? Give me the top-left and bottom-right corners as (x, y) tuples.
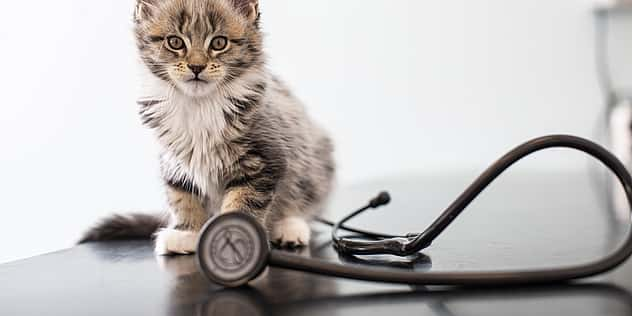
(196, 135), (632, 288)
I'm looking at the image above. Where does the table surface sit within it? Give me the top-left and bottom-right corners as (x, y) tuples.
(2, 169), (632, 316)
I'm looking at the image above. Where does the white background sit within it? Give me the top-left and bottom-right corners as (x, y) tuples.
(0, 0), (624, 263)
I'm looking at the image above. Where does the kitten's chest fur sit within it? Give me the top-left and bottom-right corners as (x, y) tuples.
(142, 92), (245, 195)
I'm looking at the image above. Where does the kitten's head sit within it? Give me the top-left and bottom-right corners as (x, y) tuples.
(135, 0), (263, 97)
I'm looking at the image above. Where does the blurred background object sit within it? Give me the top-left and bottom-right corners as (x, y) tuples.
(0, 0), (628, 263)
(595, 1), (632, 107)
(594, 2), (632, 218)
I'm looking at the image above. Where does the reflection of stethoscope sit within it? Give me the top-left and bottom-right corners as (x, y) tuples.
(197, 135), (632, 288)
(196, 284), (632, 316)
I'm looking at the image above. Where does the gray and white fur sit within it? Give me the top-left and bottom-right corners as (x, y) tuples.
(80, 0), (335, 255)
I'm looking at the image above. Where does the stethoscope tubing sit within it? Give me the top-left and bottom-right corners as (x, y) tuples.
(271, 135), (632, 285)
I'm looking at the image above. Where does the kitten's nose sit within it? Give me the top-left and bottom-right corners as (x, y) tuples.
(187, 64), (207, 75)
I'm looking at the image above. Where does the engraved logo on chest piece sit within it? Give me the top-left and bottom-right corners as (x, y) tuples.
(210, 225), (255, 271)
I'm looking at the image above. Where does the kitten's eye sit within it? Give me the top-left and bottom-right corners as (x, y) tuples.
(167, 36), (185, 50)
(210, 36), (228, 51)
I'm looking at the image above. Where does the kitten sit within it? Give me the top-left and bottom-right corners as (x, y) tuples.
(80, 0), (335, 255)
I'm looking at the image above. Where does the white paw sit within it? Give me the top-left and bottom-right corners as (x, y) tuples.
(272, 217), (311, 248)
(154, 228), (198, 255)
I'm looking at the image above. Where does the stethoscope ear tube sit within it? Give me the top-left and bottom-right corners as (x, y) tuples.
(333, 135), (632, 258)
(199, 135), (632, 287)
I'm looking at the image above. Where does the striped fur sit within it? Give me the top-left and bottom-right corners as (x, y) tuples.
(79, 213), (167, 243)
(82, 0), (335, 254)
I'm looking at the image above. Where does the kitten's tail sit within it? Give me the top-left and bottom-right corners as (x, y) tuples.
(78, 213), (168, 244)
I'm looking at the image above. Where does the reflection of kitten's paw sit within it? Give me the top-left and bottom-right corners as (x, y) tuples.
(272, 217), (310, 248)
(154, 228), (198, 255)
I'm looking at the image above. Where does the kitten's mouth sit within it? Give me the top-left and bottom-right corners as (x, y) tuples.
(176, 76), (217, 97)
(187, 78), (208, 83)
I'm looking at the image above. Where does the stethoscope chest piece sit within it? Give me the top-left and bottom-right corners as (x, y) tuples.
(197, 212), (270, 287)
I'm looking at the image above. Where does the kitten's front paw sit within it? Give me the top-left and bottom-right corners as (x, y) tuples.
(154, 228), (198, 255)
(272, 217), (311, 248)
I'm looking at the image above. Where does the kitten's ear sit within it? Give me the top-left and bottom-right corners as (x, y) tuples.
(134, 0), (159, 23)
(230, 0), (260, 23)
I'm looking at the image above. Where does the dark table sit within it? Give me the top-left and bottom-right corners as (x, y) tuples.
(2, 170), (632, 315)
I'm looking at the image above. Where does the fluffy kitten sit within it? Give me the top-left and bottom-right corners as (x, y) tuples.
(80, 0), (335, 255)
